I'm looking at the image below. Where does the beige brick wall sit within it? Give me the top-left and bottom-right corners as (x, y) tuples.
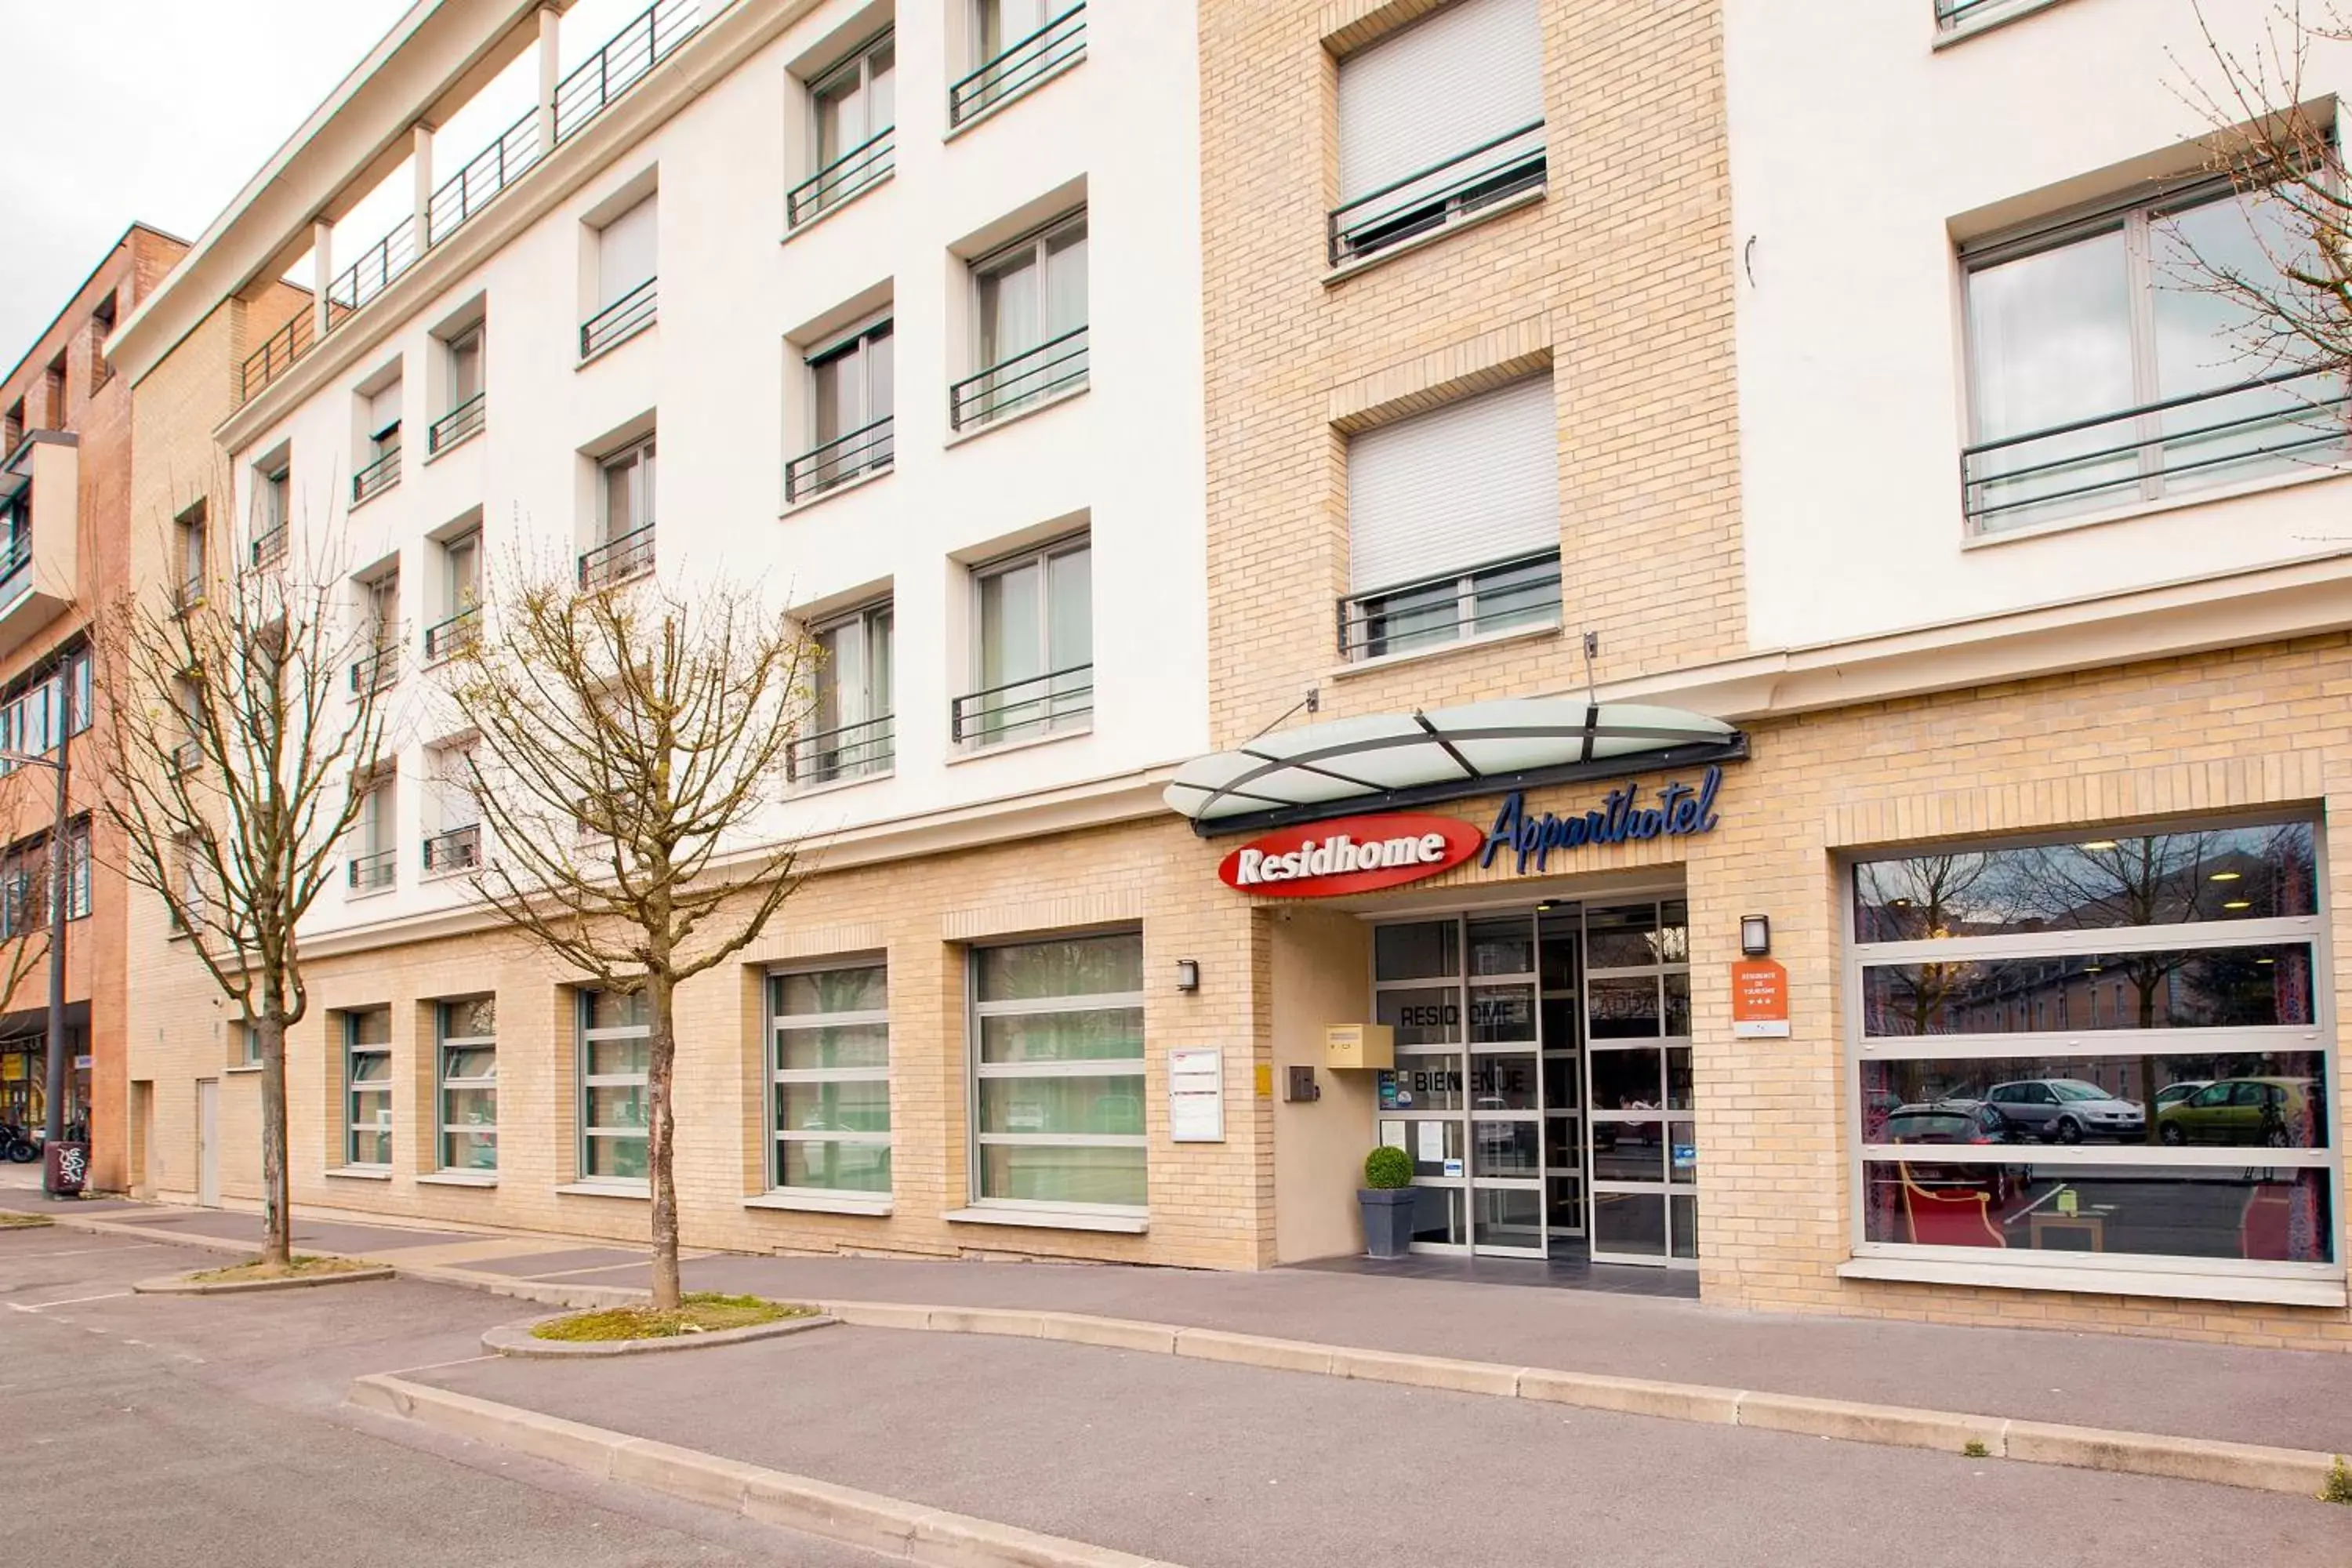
(1197, 0), (1744, 750)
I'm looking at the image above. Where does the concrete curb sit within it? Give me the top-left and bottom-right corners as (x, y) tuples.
(350, 1373), (1181, 1568)
(135, 1265), (396, 1295)
(483, 1311), (837, 1358)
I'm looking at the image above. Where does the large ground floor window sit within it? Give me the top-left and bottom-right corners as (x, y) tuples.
(437, 996), (496, 1173)
(344, 1007), (392, 1168)
(579, 989), (650, 1181)
(1849, 818), (2336, 1281)
(771, 962), (891, 1196)
(970, 931), (1145, 1210)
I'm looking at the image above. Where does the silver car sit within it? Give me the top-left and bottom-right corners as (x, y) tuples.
(1982, 1079), (2145, 1144)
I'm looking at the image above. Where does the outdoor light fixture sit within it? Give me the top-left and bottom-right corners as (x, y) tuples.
(2223, 900), (2251, 911)
(2081, 840), (2118, 851)
(1739, 914), (1771, 956)
(2210, 871), (2243, 883)
(1175, 959), (1200, 993)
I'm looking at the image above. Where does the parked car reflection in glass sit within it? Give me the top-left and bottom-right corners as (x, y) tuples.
(2156, 1077), (2325, 1148)
(1982, 1078), (2145, 1143)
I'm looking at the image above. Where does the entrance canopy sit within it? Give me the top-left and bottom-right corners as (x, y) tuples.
(1166, 697), (1745, 836)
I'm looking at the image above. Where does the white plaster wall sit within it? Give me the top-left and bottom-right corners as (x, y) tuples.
(229, 0), (1209, 938)
(1724, 0), (2352, 652)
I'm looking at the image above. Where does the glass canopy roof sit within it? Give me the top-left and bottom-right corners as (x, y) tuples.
(1165, 697), (1745, 836)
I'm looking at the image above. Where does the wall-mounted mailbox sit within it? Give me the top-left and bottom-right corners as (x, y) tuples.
(1284, 1064), (1320, 1102)
(1324, 1022), (1393, 1072)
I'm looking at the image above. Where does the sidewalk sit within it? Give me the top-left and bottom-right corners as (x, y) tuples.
(11, 1189), (2350, 1455)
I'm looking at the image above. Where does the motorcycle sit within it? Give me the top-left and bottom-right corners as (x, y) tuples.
(0, 1119), (38, 1163)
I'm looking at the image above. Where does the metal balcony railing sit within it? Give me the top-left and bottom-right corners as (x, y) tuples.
(350, 647), (397, 695)
(1338, 551), (1563, 662)
(423, 824), (482, 876)
(950, 4), (1086, 127)
(788, 713), (895, 786)
(951, 663), (1093, 748)
(786, 416), (893, 503)
(347, 848), (398, 892)
(429, 111), (542, 245)
(949, 326), (1087, 432)
(240, 311), (317, 405)
(1934, 0), (2013, 26)
(352, 446), (401, 506)
(1960, 365), (2352, 532)
(579, 523), (655, 590)
(169, 739), (203, 776)
(580, 278), (658, 360)
(789, 126), (896, 229)
(429, 394), (486, 455)
(250, 524), (288, 568)
(326, 219), (419, 325)
(173, 575), (205, 615)
(423, 604), (481, 663)
(557, 0), (702, 143)
(1328, 121), (1546, 268)
(0, 532), (32, 591)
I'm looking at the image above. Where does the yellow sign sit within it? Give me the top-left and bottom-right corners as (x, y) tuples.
(1252, 1062), (1274, 1098)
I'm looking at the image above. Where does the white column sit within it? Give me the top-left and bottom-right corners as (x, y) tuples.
(311, 217), (335, 339)
(412, 122), (436, 252)
(536, 4), (562, 153)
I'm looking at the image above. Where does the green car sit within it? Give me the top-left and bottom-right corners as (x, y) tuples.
(2155, 1078), (2321, 1148)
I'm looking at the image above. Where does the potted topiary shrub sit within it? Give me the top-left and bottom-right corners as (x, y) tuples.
(1358, 1145), (1418, 1259)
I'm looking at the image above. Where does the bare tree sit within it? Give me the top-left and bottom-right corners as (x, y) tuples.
(2176, 5), (2352, 377)
(90, 525), (394, 1266)
(438, 557), (812, 1308)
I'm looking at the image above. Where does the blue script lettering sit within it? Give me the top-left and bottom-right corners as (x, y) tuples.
(1481, 765), (1723, 874)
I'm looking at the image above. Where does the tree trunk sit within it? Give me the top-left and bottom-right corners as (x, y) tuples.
(646, 973), (681, 1310)
(256, 1010), (292, 1268)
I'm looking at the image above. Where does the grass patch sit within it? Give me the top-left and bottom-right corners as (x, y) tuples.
(2323, 1456), (2352, 1507)
(189, 1254), (380, 1284)
(1962, 1439), (1991, 1460)
(532, 1291), (818, 1342)
(0, 1212), (54, 1229)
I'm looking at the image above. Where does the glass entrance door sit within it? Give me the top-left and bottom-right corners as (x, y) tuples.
(1465, 916), (1543, 1254)
(1584, 898), (1697, 1268)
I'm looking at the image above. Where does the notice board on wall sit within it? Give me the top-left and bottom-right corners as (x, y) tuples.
(1168, 1047), (1225, 1142)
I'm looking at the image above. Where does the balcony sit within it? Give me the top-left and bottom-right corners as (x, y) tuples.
(327, 219), (418, 323)
(788, 713), (894, 786)
(169, 739), (203, 777)
(350, 647), (397, 696)
(423, 604), (481, 664)
(788, 126), (895, 230)
(950, 4), (1086, 129)
(250, 524), (288, 568)
(347, 848), (397, 895)
(950, 326), (1088, 433)
(580, 278), (658, 361)
(579, 523), (655, 590)
(557, 0), (702, 143)
(1338, 551), (1563, 663)
(430, 112), (541, 246)
(952, 664), (1093, 749)
(1935, 0), (2013, 26)
(428, 394), (486, 456)
(1327, 121), (1546, 269)
(1960, 365), (2352, 533)
(241, 310), (318, 405)
(423, 824), (482, 877)
(786, 416), (893, 504)
(352, 446), (401, 506)
(0, 433), (78, 657)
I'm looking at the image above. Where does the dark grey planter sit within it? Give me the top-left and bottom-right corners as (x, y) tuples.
(1358, 1185), (1418, 1258)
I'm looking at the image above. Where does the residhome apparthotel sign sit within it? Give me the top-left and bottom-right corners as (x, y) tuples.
(1218, 765), (1726, 898)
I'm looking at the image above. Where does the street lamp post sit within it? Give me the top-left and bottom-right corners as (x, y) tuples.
(0, 744), (71, 1197)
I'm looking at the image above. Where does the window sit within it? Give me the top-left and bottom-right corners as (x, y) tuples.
(437, 996), (497, 1172)
(1850, 821), (2335, 1279)
(795, 601), (893, 784)
(1329, 0), (1545, 267)
(770, 963), (891, 1195)
(170, 832), (206, 933)
(955, 212), (1087, 430)
(449, 328), (483, 408)
(426, 528), (481, 662)
(953, 1), (1085, 126)
(355, 382), (402, 504)
(173, 503), (206, 611)
(2, 401), (20, 452)
(425, 741), (482, 877)
(794, 31), (896, 227)
(585, 436), (656, 587)
(0, 487), (28, 586)
(349, 773), (396, 894)
(1341, 376), (1562, 660)
(959, 535), (1091, 747)
(583, 195), (659, 358)
(579, 988), (651, 1181)
(344, 1008), (393, 1168)
(231, 1021), (259, 1069)
(970, 931), (1145, 1210)
(64, 646), (90, 736)
(89, 292), (116, 388)
(789, 318), (895, 502)
(42, 358), (64, 424)
(0, 665), (65, 775)
(1962, 180), (2351, 532)
(354, 568), (398, 693)
(64, 818), (89, 921)
(1584, 900), (1695, 1265)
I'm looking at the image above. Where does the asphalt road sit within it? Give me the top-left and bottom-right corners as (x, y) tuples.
(0, 1225), (887, 1567)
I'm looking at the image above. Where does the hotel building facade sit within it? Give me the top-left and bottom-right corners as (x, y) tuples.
(107, 0), (2352, 1348)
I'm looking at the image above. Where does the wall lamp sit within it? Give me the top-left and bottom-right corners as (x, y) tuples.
(1175, 959), (1200, 993)
(1739, 914), (1771, 957)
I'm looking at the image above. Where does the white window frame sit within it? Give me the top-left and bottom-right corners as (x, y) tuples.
(798, 599), (895, 785)
(437, 996), (497, 1173)
(964, 534), (1091, 748)
(1842, 813), (2342, 1298)
(768, 960), (892, 1201)
(811, 29), (895, 176)
(577, 988), (652, 1185)
(965, 929), (1148, 1218)
(344, 1007), (393, 1169)
(599, 435), (656, 546)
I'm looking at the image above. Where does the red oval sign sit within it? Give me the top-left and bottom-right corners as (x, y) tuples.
(1218, 813), (1484, 898)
